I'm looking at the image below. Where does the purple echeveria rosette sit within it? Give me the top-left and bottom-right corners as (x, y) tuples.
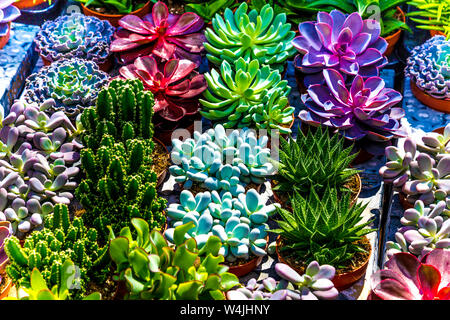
(0, 0), (20, 37)
(35, 13), (115, 65)
(405, 35), (450, 100)
(293, 10), (388, 87)
(299, 69), (405, 155)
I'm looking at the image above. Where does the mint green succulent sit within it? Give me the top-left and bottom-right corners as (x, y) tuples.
(109, 218), (240, 300)
(200, 58), (291, 132)
(204, 2), (296, 72)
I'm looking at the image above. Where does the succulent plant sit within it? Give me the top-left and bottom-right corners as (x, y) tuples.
(204, 2), (296, 72)
(76, 136), (167, 243)
(109, 219), (240, 300)
(169, 124), (274, 194)
(408, 0), (450, 40)
(386, 200), (450, 258)
(73, 0), (146, 14)
(273, 126), (359, 196)
(184, 0), (237, 22)
(35, 13), (114, 65)
(80, 78), (155, 151)
(119, 55), (207, 123)
(110, 1), (206, 65)
(0, 221), (11, 272)
(227, 261), (338, 300)
(405, 35), (450, 100)
(165, 189), (277, 262)
(23, 58), (110, 120)
(7, 260), (101, 300)
(370, 249), (450, 300)
(0, 0), (20, 38)
(299, 69), (405, 154)
(0, 99), (82, 237)
(273, 186), (373, 267)
(293, 10), (388, 86)
(4, 204), (110, 299)
(199, 58), (293, 133)
(379, 129), (450, 206)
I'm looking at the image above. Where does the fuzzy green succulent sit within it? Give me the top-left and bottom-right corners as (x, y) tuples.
(200, 58), (291, 132)
(75, 135), (167, 243)
(273, 127), (360, 196)
(80, 78), (155, 151)
(109, 219), (240, 300)
(4, 204), (110, 299)
(204, 2), (296, 72)
(272, 186), (374, 268)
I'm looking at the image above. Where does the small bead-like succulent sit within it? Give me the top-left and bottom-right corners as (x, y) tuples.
(0, 0), (20, 38)
(227, 262), (339, 300)
(0, 99), (82, 237)
(23, 58), (110, 120)
(200, 58), (292, 133)
(109, 219), (240, 300)
(169, 124), (274, 194)
(293, 10), (388, 86)
(35, 13), (114, 65)
(204, 2), (296, 72)
(80, 78), (155, 151)
(379, 127), (450, 206)
(4, 204), (110, 299)
(110, 1), (205, 65)
(119, 55), (207, 123)
(299, 69), (405, 154)
(405, 35), (450, 99)
(371, 249), (450, 300)
(165, 189), (277, 262)
(386, 200), (450, 258)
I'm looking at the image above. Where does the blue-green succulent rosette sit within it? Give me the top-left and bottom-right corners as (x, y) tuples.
(35, 13), (114, 66)
(406, 36), (450, 100)
(23, 58), (110, 119)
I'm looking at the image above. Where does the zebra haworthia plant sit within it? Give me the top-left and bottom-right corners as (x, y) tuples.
(204, 2), (296, 72)
(169, 124), (274, 194)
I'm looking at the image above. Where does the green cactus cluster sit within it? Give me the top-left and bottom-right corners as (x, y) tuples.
(76, 135), (167, 243)
(4, 204), (109, 299)
(109, 219), (240, 300)
(80, 78), (155, 151)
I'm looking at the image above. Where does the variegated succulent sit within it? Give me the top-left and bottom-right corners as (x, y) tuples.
(23, 58), (110, 120)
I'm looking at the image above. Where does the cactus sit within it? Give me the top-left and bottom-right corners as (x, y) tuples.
(109, 219), (240, 300)
(4, 204), (109, 299)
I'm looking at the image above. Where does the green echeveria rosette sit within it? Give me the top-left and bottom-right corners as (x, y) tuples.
(23, 58), (110, 120)
(204, 2), (296, 72)
(35, 13), (114, 65)
(200, 58), (292, 133)
(405, 36), (450, 100)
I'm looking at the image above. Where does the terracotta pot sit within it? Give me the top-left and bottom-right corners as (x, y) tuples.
(0, 276), (12, 300)
(41, 55), (113, 73)
(275, 235), (371, 291)
(430, 30), (445, 37)
(153, 137), (169, 188)
(433, 127), (445, 135)
(14, 0), (45, 9)
(410, 80), (450, 114)
(227, 236), (269, 277)
(383, 7), (405, 57)
(0, 23), (11, 50)
(81, 1), (152, 27)
(270, 173), (361, 210)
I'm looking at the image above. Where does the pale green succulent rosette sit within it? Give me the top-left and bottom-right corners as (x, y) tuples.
(200, 58), (292, 133)
(204, 2), (296, 72)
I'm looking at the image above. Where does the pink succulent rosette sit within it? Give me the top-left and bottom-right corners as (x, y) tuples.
(119, 55), (207, 122)
(293, 10), (388, 87)
(370, 249), (450, 300)
(299, 69), (405, 153)
(110, 1), (205, 66)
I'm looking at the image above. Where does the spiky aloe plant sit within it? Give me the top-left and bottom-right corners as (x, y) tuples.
(273, 126), (360, 196)
(204, 2), (296, 72)
(272, 186), (373, 268)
